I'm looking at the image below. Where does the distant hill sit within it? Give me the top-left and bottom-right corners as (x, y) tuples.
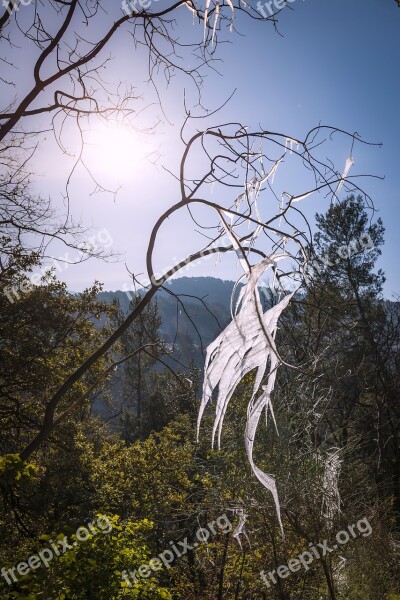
(97, 277), (239, 366)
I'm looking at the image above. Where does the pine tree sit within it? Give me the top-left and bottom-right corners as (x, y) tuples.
(299, 195), (400, 518)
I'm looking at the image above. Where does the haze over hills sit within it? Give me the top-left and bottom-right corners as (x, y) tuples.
(98, 277), (399, 368)
(97, 277), (237, 366)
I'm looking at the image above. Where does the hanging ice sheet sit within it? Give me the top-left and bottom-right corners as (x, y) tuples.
(197, 251), (293, 533)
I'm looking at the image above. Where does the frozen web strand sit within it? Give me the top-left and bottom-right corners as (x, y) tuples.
(321, 449), (342, 522)
(232, 509), (250, 549)
(233, 159), (283, 249)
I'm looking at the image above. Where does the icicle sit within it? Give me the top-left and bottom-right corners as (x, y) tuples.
(221, 209), (234, 224)
(186, 1), (197, 23)
(285, 138), (299, 154)
(225, 0), (235, 31)
(281, 190), (315, 204)
(334, 156), (354, 197)
(258, 140), (263, 165)
(267, 157), (282, 185)
(211, 1), (220, 46)
(204, 0), (211, 41)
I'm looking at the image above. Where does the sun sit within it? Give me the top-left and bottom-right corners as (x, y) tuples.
(85, 121), (150, 182)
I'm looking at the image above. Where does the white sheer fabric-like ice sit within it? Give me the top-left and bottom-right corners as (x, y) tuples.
(197, 251), (293, 532)
(232, 509), (250, 549)
(194, 122), (354, 532)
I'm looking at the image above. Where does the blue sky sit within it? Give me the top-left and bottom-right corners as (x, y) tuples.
(28, 0), (400, 297)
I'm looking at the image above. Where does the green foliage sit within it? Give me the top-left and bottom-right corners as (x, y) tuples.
(0, 455), (38, 483)
(1, 199), (400, 598)
(0, 515), (172, 599)
(0, 272), (117, 456)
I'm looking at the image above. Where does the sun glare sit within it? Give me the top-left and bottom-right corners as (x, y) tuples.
(85, 122), (150, 182)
